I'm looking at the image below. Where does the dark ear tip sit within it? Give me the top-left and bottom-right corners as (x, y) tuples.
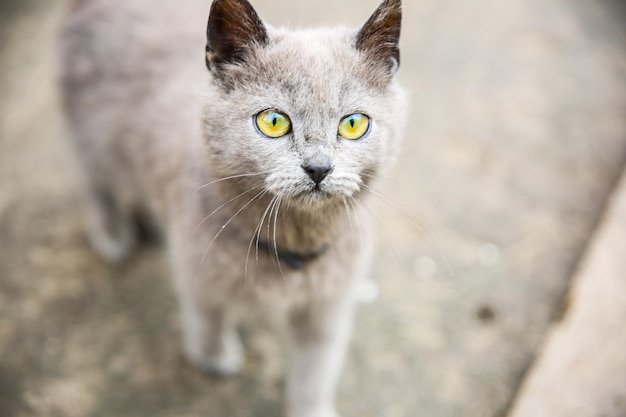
(381, 0), (402, 17)
(205, 0), (268, 70)
(355, 0), (402, 75)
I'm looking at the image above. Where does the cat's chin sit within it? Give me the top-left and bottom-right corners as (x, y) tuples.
(288, 188), (344, 210)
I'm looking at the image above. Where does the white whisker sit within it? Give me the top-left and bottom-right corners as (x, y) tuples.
(266, 196), (278, 250)
(353, 195), (404, 273)
(342, 197), (355, 248)
(256, 195), (278, 262)
(360, 172), (400, 184)
(193, 171), (271, 193)
(244, 192), (273, 278)
(264, 196), (281, 269)
(360, 183), (453, 277)
(194, 185), (263, 232)
(347, 196), (365, 249)
(200, 188), (266, 266)
(272, 195), (285, 278)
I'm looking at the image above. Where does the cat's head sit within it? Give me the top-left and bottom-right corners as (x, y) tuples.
(202, 0), (405, 211)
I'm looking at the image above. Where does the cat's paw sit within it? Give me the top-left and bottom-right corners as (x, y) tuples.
(182, 337), (243, 377)
(288, 407), (341, 417)
(184, 351), (242, 377)
(87, 226), (134, 264)
(85, 206), (134, 264)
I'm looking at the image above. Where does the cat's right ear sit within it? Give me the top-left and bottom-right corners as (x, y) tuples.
(356, 0), (402, 77)
(205, 0), (269, 72)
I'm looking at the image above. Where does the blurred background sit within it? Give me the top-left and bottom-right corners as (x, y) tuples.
(1, 0), (626, 416)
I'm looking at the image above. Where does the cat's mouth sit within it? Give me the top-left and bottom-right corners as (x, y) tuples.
(301, 185), (329, 198)
(288, 183), (347, 208)
(266, 174), (360, 207)
(283, 185), (329, 206)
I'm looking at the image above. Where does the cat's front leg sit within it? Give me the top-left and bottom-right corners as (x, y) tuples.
(168, 232), (243, 377)
(83, 187), (135, 263)
(179, 301), (243, 377)
(286, 291), (355, 417)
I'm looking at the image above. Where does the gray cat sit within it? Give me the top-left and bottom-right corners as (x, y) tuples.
(61, 0), (405, 415)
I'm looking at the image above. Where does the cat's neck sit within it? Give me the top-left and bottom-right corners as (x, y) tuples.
(235, 191), (350, 255)
(197, 178), (357, 256)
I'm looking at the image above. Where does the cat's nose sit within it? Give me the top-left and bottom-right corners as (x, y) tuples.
(302, 155), (333, 186)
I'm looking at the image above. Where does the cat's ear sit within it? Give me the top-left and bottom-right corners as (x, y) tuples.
(205, 0), (269, 71)
(355, 0), (402, 76)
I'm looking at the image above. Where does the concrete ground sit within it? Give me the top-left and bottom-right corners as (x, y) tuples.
(509, 152), (626, 417)
(1, 0), (625, 417)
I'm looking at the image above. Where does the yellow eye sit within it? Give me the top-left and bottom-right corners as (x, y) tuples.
(338, 113), (370, 140)
(255, 110), (292, 138)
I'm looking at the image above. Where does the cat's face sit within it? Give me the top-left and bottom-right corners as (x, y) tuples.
(202, 0), (404, 210)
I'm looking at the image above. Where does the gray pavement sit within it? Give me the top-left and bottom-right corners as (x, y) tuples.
(509, 158), (626, 417)
(1, 1), (626, 416)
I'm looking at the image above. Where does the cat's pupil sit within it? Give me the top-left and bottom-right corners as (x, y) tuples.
(350, 118), (355, 128)
(272, 117), (277, 127)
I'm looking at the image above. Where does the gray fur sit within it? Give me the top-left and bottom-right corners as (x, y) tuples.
(61, 0), (405, 416)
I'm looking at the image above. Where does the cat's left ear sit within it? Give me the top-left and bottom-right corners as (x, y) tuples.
(205, 0), (269, 71)
(355, 0), (402, 76)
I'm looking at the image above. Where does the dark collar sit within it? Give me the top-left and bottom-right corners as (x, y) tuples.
(257, 240), (328, 270)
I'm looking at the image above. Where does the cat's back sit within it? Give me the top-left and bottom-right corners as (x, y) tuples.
(61, 0), (209, 124)
(61, 0), (208, 82)
(61, 0), (210, 215)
